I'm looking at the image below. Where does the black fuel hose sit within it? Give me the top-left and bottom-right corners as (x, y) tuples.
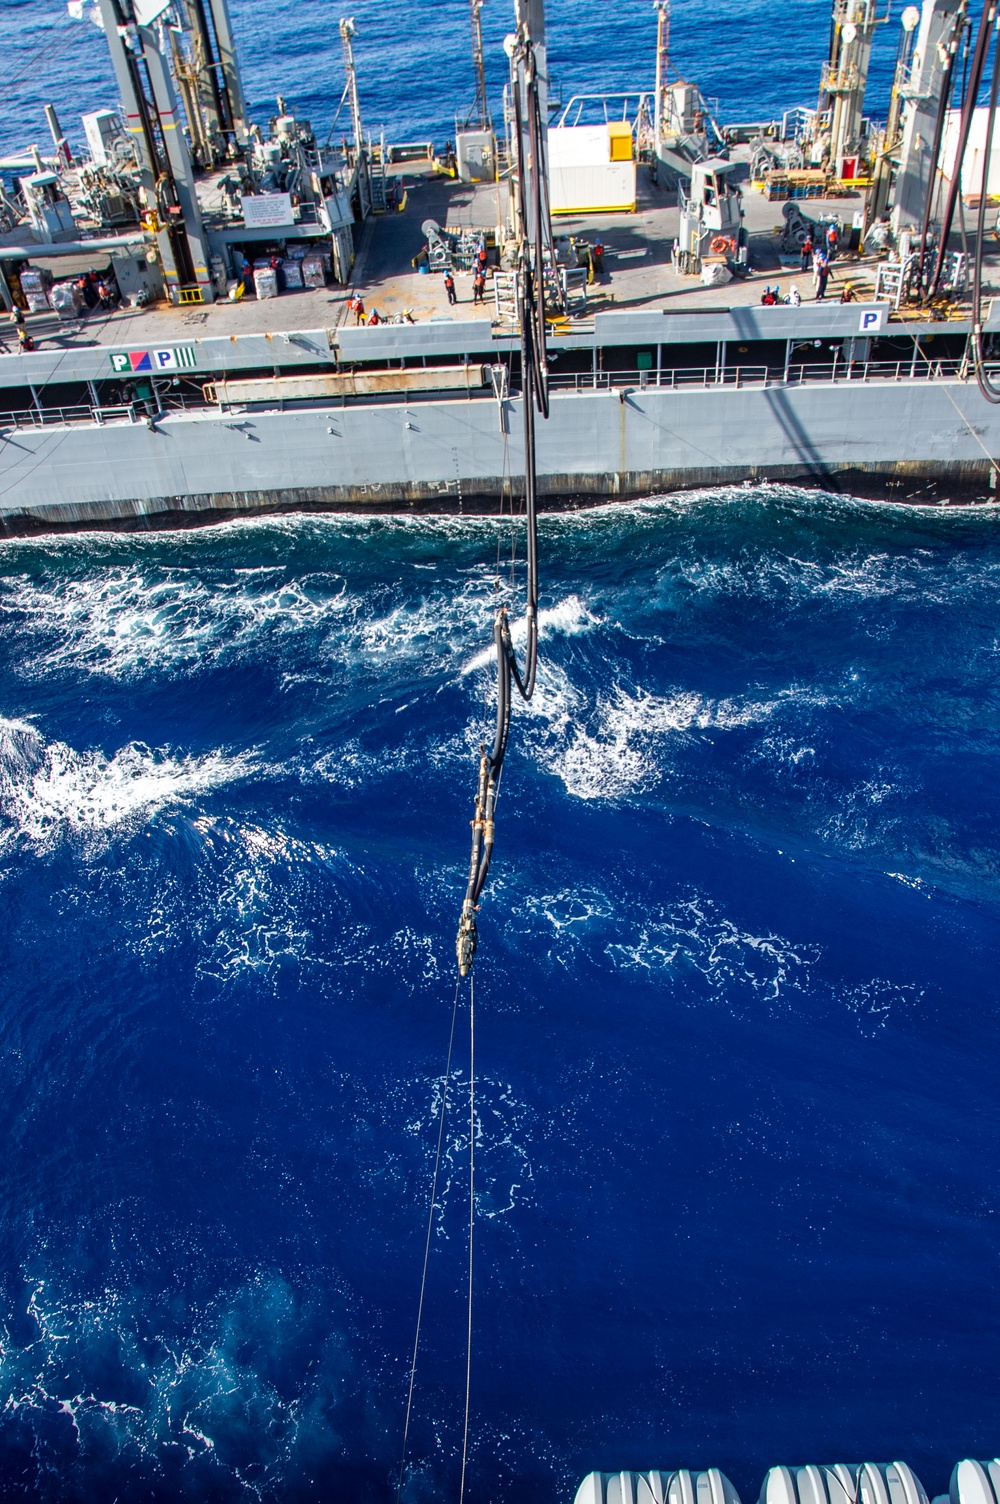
(456, 34), (548, 973)
(917, 11), (964, 292)
(929, 0), (991, 295)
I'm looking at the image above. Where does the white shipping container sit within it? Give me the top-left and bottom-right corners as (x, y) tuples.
(253, 267), (279, 299)
(548, 125), (611, 169)
(549, 160), (635, 214)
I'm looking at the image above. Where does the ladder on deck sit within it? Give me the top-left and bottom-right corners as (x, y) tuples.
(369, 132), (389, 212)
(493, 271), (517, 326)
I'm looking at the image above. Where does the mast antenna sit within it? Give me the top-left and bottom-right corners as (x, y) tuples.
(654, 0), (670, 148)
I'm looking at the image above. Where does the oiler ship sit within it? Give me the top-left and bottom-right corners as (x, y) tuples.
(0, 0), (997, 528)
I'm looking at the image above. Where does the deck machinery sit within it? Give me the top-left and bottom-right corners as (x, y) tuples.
(0, 0), (368, 308)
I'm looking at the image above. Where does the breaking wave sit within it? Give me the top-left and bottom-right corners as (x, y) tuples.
(0, 717), (253, 856)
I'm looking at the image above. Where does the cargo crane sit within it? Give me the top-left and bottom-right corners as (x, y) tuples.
(468, 0), (493, 132)
(650, 0), (724, 182)
(454, 0), (497, 179)
(819, 0), (889, 177)
(95, 0), (214, 301)
(339, 18), (370, 215)
(166, 0), (247, 166)
(890, 0), (966, 239)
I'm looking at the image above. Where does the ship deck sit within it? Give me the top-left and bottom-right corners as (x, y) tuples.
(3, 153), (999, 355)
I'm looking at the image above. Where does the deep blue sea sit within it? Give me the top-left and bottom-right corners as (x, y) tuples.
(0, 490), (999, 1502)
(2, 0), (900, 162)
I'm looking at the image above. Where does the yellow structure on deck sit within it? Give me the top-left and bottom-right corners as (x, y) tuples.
(548, 121), (636, 214)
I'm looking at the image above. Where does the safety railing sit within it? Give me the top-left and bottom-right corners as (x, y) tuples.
(0, 358), (971, 431)
(0, 390), (209, 431)
(546, 356), (965, 393)
(0, 402), (139, 430)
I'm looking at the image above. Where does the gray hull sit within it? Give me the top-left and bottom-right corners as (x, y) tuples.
(0, 376), (995, 529)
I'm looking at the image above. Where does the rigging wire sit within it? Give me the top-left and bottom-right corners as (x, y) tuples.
(397, 23), (552, 1504)
(396, 978), (462, 1504)
(4, 27), (85, 102)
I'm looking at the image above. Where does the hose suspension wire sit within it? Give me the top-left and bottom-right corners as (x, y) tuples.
(396, 978), (462, 1504)
(458, 970), (475, 1504)
(455, 23), (552, 980)
(972, 6), (1000, 403)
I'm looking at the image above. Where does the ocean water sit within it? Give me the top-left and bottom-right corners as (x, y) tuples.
(0, 488), (999, 1502)
(2, 0), (899, 164)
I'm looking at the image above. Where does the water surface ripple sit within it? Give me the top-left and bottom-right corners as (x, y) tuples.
(0, 489), (999, 1502)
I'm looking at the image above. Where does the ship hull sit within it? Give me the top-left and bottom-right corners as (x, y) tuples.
(1, 379), (996, 530)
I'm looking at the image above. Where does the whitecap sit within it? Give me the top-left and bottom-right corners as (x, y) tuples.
(0, 718), (253, 856)
(460, 593), (601, 675)
(2, 568), (350, 681)
(525, 679), (829, 802)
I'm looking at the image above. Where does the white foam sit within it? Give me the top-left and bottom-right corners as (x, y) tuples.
(3, 568), (351, 680)
(461, 593), (600, 675)
(606, 894), (818, 1004)
(405, 1070), (535, 1229)
(0, 718), (252, 855)
(4, 1272), (349, 1491)
(840, 978), (921, 1033)
(525, 679), (827, 802)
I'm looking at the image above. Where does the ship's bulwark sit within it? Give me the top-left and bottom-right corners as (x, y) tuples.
(1, 382), (998, 531)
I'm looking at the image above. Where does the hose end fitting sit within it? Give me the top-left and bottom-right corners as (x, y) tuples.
(456, 906), (478, 977)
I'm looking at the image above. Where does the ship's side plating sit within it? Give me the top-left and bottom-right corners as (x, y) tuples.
(1, 305), (998, 526)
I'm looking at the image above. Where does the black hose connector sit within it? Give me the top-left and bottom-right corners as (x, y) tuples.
(456, 904), (478, 977)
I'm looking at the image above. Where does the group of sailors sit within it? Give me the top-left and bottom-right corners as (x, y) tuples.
(444, 239), (491, 305)
(6, 266), (118, 354)
(754, 218), (860, 305)
(347, 295), (415, 325)
(760, 277), (858, 307)
(760, 284), (801, 306)
(798, 220), (842, 300)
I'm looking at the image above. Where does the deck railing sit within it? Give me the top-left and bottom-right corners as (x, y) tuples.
(546, 356), (965, 393)
(0, 358), (970, 430)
